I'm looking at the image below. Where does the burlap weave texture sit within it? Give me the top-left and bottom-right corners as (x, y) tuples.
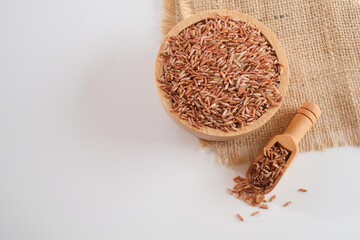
(162, 0), (360, 164)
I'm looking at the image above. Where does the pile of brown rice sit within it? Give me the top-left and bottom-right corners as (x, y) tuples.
(158, 15), (283, 132)
(248, 142), (291, 191)
(229, 142), (290, 206)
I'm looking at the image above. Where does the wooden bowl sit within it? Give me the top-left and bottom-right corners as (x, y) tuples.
(155, 9), (289, 141)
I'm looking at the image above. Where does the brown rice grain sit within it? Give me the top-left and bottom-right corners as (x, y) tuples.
(268, 195), (277, 202)
(237, 213), (244, 221)
(259, 204), (269, 209)
(251, 211), (260, 216)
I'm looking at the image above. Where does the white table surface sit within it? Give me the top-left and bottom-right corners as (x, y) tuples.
(1, 1), (359, 239)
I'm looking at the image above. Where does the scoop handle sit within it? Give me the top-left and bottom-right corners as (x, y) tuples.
(283, 102), (321, 145)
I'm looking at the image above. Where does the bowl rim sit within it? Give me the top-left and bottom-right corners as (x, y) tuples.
(155, 9), (289, 141)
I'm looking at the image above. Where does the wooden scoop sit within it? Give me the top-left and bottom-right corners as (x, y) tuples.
(245, 102), (321, 194)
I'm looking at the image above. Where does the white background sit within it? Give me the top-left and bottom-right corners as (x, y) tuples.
(1, 1), (359, 239)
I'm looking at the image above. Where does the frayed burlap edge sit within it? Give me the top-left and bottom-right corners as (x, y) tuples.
(161, 0), (195, 34)
(212, 128), (360, 165)
(161, 0), (176, 35)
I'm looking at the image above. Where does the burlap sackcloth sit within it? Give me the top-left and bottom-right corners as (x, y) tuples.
(161, 0), (360, 165)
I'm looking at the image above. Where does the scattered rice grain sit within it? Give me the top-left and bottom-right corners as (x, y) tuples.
(251, 211), (260, 216)
(237, 213), (244, 221)
(259, 204), (269, 209)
